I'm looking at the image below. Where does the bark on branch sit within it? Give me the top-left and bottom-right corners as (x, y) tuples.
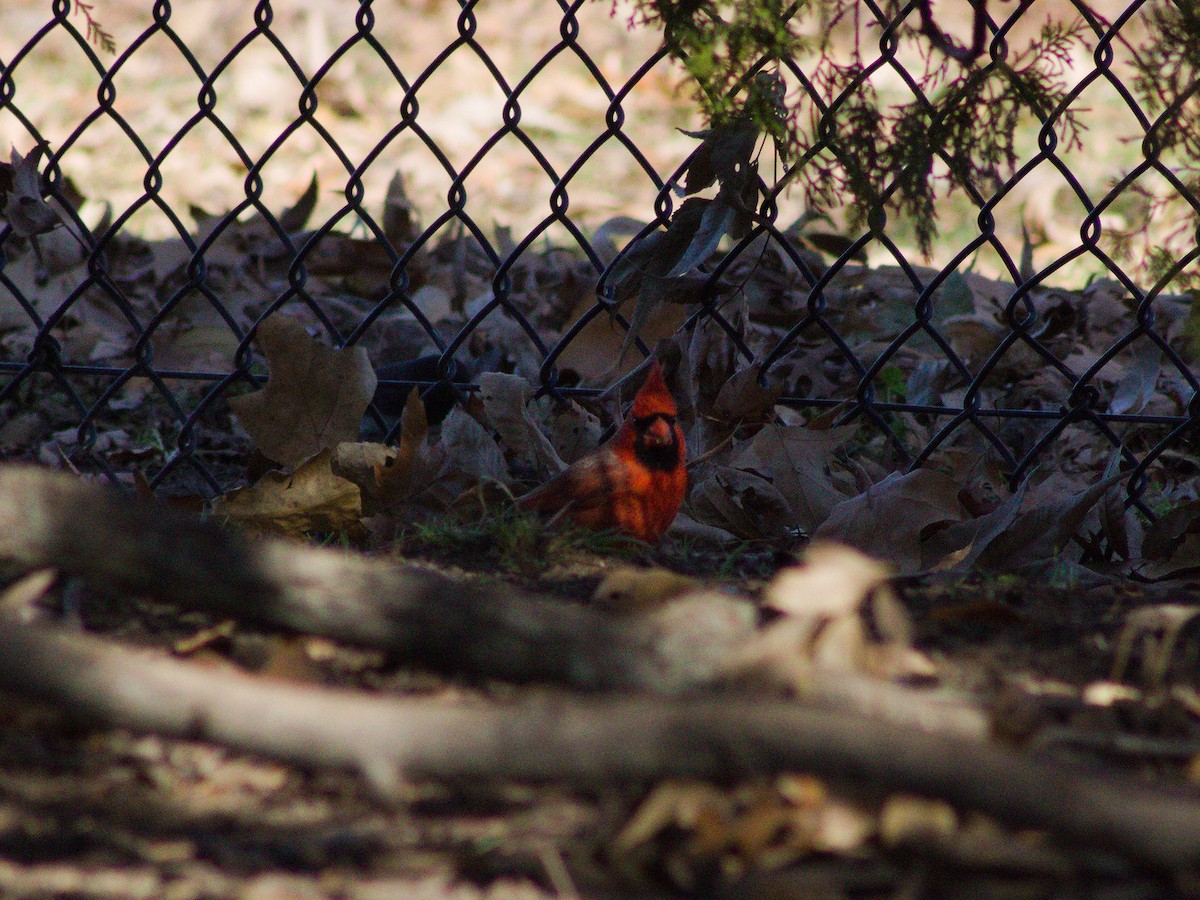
(0, 465), (654, 690)
(0, 465), (990, 735)
(1, 620), (1199, 876)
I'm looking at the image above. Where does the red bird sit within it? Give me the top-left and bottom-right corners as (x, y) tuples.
(519, 361), (687, 544)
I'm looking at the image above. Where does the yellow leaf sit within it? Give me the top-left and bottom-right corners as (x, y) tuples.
(212, 449), (361, 536)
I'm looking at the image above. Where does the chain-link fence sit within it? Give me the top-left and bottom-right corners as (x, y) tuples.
(1, 0), (1198, 518)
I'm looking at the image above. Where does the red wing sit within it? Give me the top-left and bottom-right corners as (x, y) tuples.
(519, 450), (621, 523)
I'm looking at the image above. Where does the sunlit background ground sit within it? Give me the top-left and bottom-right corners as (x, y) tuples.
(0, 0), (1191, 289)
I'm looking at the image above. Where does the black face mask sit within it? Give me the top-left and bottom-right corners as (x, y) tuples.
(633, 413), (681, 473)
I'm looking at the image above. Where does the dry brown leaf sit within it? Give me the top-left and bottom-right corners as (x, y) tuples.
(382, 169), (421, 246)
(918, 480), (1026, 573)
(733, 424), (854, 532)
(813, 469), (967, 574)
(1, 145), (59, 238)
(383, 387), (429, 501)
(688, 466), (796, 540)
(439, 406), (508, 483)
(211, 448), (361, 536)
(555, 297), (690, 381)
(333, 414), (441, 515)
(0, 252), (109, 355)
(229, 315), (377, 469)
(1110, 341), (1162, 415)
(537, 396), (603, 465)
(478, 371), (565, 478)
(712, 365), (780, 426)
(1132, 498), (1200, 581)
(969, 471), (1123, 573)
(150, 319), (242, 372)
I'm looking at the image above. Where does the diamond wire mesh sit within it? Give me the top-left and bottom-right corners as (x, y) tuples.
(0, 0), (1197, 515)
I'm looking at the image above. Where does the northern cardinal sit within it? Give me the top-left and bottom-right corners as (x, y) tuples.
(519, 360), (687, 544)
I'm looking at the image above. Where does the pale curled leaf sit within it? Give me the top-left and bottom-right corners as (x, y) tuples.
(1111, 604), (1200, 689)
(763, 541), (893, 619)
(0, 569), (57, 620)
(729, 542), (931, 690)
(612, 781), (729, 855)
(478, 372), (565, 478)
(439, 406), (508, 483)
(333, 441), (397, 476)
(334, 406), (439, 514)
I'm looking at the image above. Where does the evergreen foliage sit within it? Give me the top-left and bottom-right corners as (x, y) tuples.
(618, 0), (1196, 264)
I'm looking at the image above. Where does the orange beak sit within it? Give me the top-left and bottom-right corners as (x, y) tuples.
(641, 417), (675, 447)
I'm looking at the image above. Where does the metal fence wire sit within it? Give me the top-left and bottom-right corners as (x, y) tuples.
(1, 0), (1199, 518)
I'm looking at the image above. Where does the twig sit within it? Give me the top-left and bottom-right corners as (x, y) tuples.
(916, 0), (988, 65)
(72, 1), (115, 54)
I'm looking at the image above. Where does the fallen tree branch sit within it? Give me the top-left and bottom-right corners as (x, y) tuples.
(0, 465), (992, 738)
(0, 619), (1198, 875)
(0, 465), (655, 690)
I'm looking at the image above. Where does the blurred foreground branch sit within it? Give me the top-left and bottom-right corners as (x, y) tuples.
(0, 619), (1199, 875)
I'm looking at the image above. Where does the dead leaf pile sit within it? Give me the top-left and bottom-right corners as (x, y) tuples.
(2, 140), (1198, 581)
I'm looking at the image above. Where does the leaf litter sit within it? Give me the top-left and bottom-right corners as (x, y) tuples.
(5, 139), (1200, 897)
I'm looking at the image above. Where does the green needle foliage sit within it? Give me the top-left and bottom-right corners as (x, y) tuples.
(616, 0), (1195, 264)
(625, 0), (804, 148)
(1124, 0), (1200, 287)
(1132, 0), (1200, 160)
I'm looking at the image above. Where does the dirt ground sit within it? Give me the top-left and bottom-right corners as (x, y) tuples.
(1, 529), (1197, 899)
